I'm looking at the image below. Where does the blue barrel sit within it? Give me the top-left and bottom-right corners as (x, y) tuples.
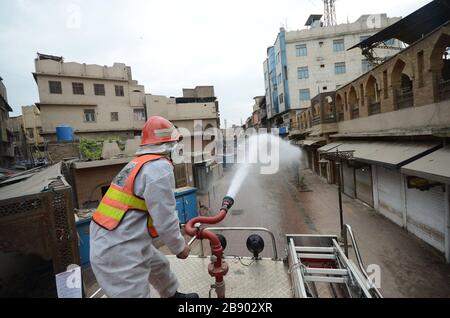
(56, 125), (74, 141)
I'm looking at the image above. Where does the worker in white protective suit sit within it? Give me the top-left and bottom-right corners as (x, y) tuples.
(90, 116), (198, 298)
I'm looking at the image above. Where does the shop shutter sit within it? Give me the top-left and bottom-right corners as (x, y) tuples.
(377, 167), (404, 227)
(355, 165), (373, 207)
(406, 185), (445, 252)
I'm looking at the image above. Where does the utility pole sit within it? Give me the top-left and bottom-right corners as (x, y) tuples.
(323, 0), (337, 27)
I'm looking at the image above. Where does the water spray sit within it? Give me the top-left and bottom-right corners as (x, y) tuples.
(184, 196), (234, 298)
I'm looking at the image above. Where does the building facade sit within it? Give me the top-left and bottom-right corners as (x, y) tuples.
(145, 86), (221, 192)
(298, 19), (450, 262)
(33, 53), (146, 141)
(0, 77), (13, 167)
(263, 14), (402, 131)
(22, 105), (44, 146)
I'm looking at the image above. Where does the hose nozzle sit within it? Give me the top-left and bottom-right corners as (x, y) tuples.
(221, 196), (234, 212)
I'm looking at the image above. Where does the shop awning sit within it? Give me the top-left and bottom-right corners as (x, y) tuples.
(320, 141), (441, 168)
(317, 142), (342, 153)
(302, 139), (321, 146)
(401, 146), (450, 184)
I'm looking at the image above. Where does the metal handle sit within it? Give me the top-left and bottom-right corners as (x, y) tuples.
(342, 224), (382, 298)
(187, 226), (279, 260)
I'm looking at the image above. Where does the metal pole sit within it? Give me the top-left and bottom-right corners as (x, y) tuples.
(336, 149), (344, 240)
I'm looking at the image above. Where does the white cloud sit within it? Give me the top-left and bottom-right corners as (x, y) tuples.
(0, 0), (431, 126)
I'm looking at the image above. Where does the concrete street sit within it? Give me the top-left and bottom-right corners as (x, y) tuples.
(194, 164), (450, 298)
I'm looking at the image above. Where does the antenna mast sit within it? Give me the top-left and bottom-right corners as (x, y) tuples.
(323, 0), (337, 27)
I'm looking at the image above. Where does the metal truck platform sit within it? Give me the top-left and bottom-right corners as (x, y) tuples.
(152, 255), (293, 298)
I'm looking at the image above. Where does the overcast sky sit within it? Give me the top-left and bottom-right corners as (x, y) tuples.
(0, 0), (430, 126)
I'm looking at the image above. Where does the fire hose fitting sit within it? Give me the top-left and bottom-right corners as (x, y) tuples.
(184, 196), (235, 298)
(221, 196), (234, 212)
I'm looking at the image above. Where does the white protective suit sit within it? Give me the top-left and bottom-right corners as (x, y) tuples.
(89, 142), (186, 298)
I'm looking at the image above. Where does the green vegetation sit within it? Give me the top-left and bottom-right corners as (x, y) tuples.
(79, 138), (102, 160)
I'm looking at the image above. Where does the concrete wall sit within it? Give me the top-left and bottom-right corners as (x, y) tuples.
(264, 14), (402, 117)
(146, 94), (218, 123)
(337, 101), (450, 135)
(22, 105), (44, 144)
(47, 141), (80, 163)
(182, 86), (215, 98)
(73, 163), (123, 208)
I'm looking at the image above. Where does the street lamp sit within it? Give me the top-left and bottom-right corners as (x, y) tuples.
(322, 148), (354, 243)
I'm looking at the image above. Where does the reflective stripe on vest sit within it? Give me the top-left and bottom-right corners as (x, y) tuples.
(93, 154), (167, 238)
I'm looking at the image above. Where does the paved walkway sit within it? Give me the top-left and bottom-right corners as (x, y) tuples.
(196, 165), (450, 297)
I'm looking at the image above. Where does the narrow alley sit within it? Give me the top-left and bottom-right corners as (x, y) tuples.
(194, 165), (450, 298)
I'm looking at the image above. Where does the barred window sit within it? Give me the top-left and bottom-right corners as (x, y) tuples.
(49, 81), (62, 94)
(84, 109), (96, 122)
(133, 108), (145, 121)
(296, 44), (307, 56)
(94, 83), (105, 96)
(333, 39), (345, 52)
(110, 112), (119, 121)
(72, 82), (84, 95)
(115, 85), (124, 96)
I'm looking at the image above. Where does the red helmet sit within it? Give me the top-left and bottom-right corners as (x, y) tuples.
(140, 116), (181, 146)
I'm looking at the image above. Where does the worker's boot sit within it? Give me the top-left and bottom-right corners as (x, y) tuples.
(170, 291), (199, 298)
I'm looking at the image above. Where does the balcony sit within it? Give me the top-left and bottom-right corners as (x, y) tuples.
(395, 88), (414, 109)
(368, 102), (381, 115)
(439, 79), (450, 101)
(312, 116), (321, 126)
(322, 114), (336, 124)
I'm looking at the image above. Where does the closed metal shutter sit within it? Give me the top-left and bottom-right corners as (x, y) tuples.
(355, 165), (373, 207)
(377, 167), (404, 226)
(406, 185), (445, 252)
(342, 161), (355, 198)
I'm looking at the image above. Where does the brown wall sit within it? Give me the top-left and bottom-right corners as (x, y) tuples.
(73, 164), (124, 208)
(72, 161), (195, 209)
(47, 141), (80, 163)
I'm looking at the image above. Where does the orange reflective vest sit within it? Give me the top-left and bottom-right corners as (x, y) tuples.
(93, 154), (169, 238)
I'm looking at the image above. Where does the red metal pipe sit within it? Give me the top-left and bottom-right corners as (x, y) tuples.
(185, 198), (233, 298)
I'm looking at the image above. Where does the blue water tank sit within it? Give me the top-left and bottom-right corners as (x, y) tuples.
(56, 125), (74, 141)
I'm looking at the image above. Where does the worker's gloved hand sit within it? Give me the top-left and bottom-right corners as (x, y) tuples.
(176, 245), (191, 259)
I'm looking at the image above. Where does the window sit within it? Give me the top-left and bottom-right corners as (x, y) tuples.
(362, 59), (372, 73)
(320, 64), (325, 68)
(335, 62), (346, 74)
(49, 81), (62, 94)
(84, 109), (96, 122)
(72, 82), (85, 95)
(296, 44), (307, 56)
(276, 52), (280, 64)
(94, 83), (105, 96)
(360, 35), (371, 42)
(384, 39), (395, 46)
(133, 108), (145, 121)
(110, 112), (119, 121)
(333, 39), (345, 52)
(279, 93), (284, 104)
(26, 128), (34, 138)
(297, 67), (309, 79)
(278, 73), (282, 84)
(115, 85), (124, 97)
(299, 89), (310, 101)
(72, 82), (84, 95)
